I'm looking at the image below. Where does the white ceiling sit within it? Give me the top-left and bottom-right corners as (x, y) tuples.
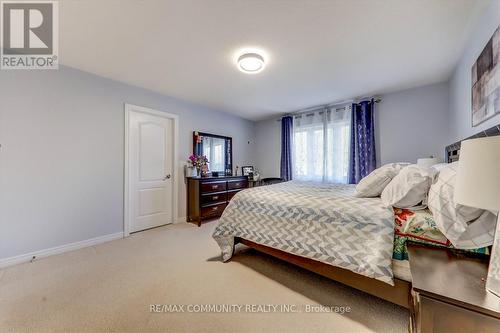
(59, 0), (489, 121)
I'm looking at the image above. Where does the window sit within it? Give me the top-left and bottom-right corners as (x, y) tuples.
(293, 107), (351, 183)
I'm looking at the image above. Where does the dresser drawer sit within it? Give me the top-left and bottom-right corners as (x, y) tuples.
(201, 203), (227, 218)
(227, 189), (242, 201)
(201, 181), (227, 193)
(188, 176), (248, 226)
(201, 192), (227, 205)
(417, 295), (500, 333)
(227, 179), (248, 190)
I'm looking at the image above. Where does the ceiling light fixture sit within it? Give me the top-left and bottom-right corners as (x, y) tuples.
(237, 52), (265, 74)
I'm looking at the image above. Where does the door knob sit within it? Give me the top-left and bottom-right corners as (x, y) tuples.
(163, 174), (171, 181)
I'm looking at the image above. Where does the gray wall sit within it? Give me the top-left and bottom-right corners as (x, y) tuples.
(254, 81), (450, 178)
(0, 66), (255, 260)
(449, 0), (500, 143)
(376, 82), (449, 165)
(254, 118), (281, 178)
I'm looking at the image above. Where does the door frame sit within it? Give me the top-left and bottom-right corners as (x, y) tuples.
(124, 103), (179, 237)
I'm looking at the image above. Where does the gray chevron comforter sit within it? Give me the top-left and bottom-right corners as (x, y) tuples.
(212, 181), (396, 285)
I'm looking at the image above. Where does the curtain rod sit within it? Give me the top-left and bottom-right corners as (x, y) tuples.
(275, 97), (382, 122)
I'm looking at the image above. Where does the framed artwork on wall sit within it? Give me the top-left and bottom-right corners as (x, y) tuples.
(471, 25), (500, 127)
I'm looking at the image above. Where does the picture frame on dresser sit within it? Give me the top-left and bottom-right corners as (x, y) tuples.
(241, 166), (254, 176)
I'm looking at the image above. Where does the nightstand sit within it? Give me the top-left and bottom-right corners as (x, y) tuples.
(408, 244), (500, 333)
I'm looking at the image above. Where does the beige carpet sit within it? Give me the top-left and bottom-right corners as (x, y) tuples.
(0, 222), (409, 333)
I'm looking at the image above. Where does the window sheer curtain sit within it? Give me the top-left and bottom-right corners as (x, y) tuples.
(293, 106), (351, 183)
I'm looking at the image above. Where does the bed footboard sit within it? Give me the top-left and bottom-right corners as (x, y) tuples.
(235, 237), (411, 309)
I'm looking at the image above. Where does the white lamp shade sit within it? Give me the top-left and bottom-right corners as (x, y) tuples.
(454, 136), (500, 212)
(417, 157), (439, 168)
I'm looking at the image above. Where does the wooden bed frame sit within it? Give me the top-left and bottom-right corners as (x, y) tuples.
(445, 123), (500, 162)
(235, 237), (412, 309)
(227, 123), (500, 311)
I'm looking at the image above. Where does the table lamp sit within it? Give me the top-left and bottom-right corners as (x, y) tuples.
(455, 136), (500, 297)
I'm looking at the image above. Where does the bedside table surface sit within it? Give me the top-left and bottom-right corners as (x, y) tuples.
(408, 244), (500, 318)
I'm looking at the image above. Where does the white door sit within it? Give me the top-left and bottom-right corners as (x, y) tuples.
(127, 107), (175, 233)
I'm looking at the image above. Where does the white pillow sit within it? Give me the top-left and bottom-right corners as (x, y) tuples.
(381, 165), (436, 209)
(355, 163), (410, 197)
(427, 162), (497, 249)
(430, 163), (448, 172)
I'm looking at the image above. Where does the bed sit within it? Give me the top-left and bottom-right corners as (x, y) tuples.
(213, 181), (413, 307)
(212, 123), (500, 310)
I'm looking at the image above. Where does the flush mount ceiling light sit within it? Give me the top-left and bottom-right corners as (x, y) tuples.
(237, 52), (265, 74)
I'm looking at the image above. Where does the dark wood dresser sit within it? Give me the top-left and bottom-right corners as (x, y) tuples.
(408, 244), (500, 333)
(187, 175), (248, 226)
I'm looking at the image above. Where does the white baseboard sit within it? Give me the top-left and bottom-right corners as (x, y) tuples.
(1, 217), (187, 269)
(176, 216), (187, 224)
(0, 232), (124, 269)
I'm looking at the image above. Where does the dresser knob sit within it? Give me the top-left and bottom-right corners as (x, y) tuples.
(212, 207), (218, 211)
(212, 185), (217, 189)
(213, 196), (219, 200)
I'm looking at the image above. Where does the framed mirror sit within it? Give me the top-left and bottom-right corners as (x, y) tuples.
(193, 131), (232, 174)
